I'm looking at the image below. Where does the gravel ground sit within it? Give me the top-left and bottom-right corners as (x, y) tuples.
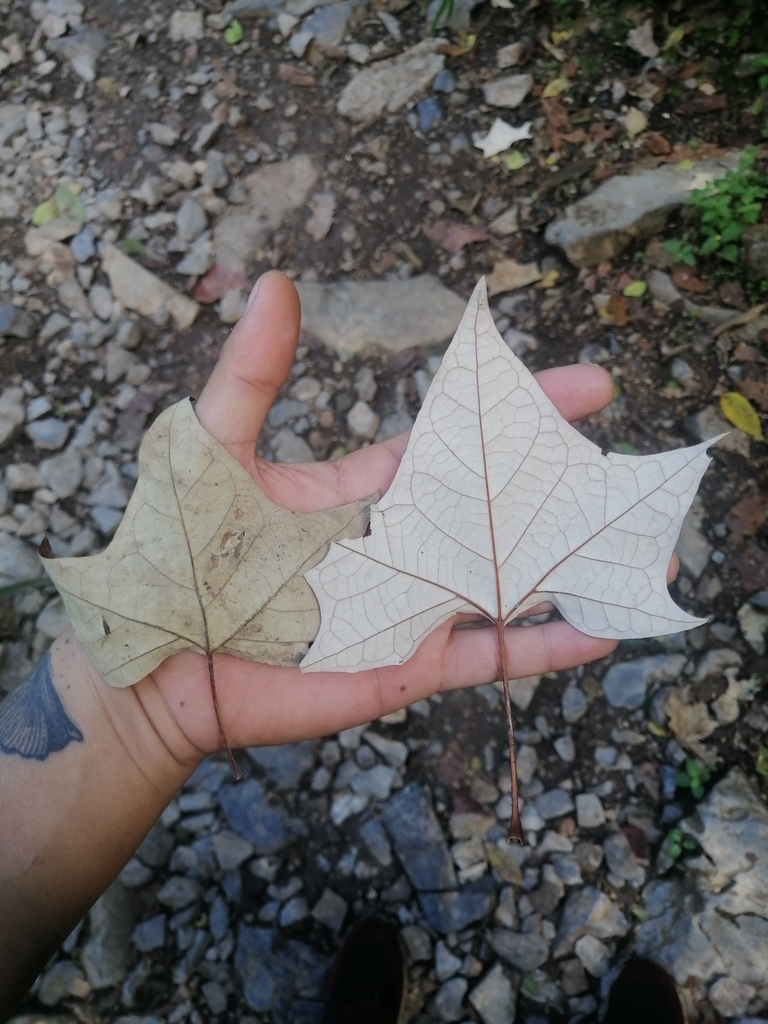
(2, 0), (768, 1021)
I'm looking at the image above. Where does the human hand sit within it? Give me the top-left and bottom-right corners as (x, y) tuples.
(115, 270), (632, 767)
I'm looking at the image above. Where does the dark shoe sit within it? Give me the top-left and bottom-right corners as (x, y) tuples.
(322, 917), (407, 1024)
(604, 957), (686, 1024)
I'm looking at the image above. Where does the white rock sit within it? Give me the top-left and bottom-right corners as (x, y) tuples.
(482, 74), (533, 109)
(169, 10), (204, 42)
(101, 244), (198, 330)
(347, 400), (379, 440)
(574, 934), (612, 977)
(576, 793), (606, 829)
(337, 39), (444, 122)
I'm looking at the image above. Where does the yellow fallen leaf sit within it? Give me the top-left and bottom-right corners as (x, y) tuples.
(487, 259), (542, 296)
(538, 268), (559, 288)
(676, 159), (693, 171)
(505, 150), (527, 171)
(32, 198), (58, 226)
(663, 24), (688, 50)
(720, 392), (763, 440)
(542, 76), (569, 99)
(551, 29), (574, 45)
(623, 280), (647, 298)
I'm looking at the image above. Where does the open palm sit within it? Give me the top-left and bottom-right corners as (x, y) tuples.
(142, 272), (620, 760)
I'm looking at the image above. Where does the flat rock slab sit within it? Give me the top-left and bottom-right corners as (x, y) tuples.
(214, 154), (318, 267)
(337, 39), (444, 122)
(602, 653), (687, 710)
(545, 152), (743, 267)
(102, 244), (198, 330)
(246, 740), (317, 789)
(219, 778), (307, 854)
(296, 275), (465, 356)
(381, 783), (456, 891)
(420, 875), (496, 935)
(235, 925), (329, 1016)
(637, 768), (768, 1019)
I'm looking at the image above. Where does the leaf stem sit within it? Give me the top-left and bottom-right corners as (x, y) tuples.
(207, 650), (243, 781)
(497, 619), (523, 844)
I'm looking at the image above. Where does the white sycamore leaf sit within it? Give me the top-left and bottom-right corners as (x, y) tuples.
(302, 278), (717, 676)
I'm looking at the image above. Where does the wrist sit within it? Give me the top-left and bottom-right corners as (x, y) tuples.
(58, 630), (205, 793)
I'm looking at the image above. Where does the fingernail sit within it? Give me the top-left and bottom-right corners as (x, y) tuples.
(245, 275), (263, 313)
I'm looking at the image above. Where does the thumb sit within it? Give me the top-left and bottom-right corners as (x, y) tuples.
(195, 271), (301, 454)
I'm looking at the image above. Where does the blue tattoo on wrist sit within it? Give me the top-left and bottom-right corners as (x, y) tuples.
(0, 651), (83, 760)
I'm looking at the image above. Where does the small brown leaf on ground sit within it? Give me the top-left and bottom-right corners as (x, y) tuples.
(561, 129), (588, 144)
(733, 342), (767, 363)
(646, 132), (671, 155)
(734, 541), (768, 593)
(665, 691), (718, 765)
(114, 391), (160, 452)
(726, 492), (768, 544)
(738, 379), (768, 412)
(590, 121), (620, 146)
(622, 825), (651, 861)
(423, 219), (489, 254)
(718, 281), (748, 309)
(672, 268), (708, 294)
(676, 94), (727, 115)
(278, 64), (317, 87)
(193, 263), (251, 303)
(606, 292), (628, 326)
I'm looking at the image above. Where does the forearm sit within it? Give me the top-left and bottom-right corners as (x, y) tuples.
(0, 630), (201, 1017)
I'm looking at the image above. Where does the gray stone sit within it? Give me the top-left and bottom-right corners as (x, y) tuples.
(219, 778), (307, 854)
(647, 269), (682, 305)
(554, 886), (629, 957)
(51, 26), (109, 82)
(688, 407), (749, 457)
(575, 793), (605, 829)
(303, 1), (358, 47)
(603, 832), (645, 887)
(347, 400), (380, 439)
(359, 817), (393, 866)
(89, 284), (113, 321)
(562, 686), (588, 724)
(401, 924), (431, 961)
(210, 895), (229, 939)
(91, 506), (123, 536)
(202, 151), (229, 190)
(202, 980), (228, 1014)
(176, 198), (207, 246)
(82, 881), (136, 988)
(738, 603), (768, 655)
(26, 397), (53, 422)
(741, 224), (768, 282)
(433, 976), (468, 1021)
(312, 888), (348, 932)
(364, 731), (408, 768)
(693, 648), (742, 681)
(37, 959), (91, 1005)
(420, 875), (496, 935)
(469, 962), (517, 1024)
(268, 399), (310, 429)
(545, 153), (743, 267)
(676, 497), (714, 578)
(37, 598), (70, 640)
(132, 914), (166, 953)
(482, 74), (533, 108)
(214, 155), (318, 267)
(602, 654), (686, 710)
(296, 276), (465, 356)
(535, 789), (574, 821)
(381, 784), (455, 891)
(156, 876), (201, 910)
(377, 410), (414, 441)
(271, 428), (315, 464)
(574, 934), (611, 977)
(554, 734), (575, 762)
(136, 823), (175, 868)
(337, 39), (444, 122)
(118, 857), (153, 888)
(169, 9), (204, 41)
(492, 928), (550, 971)
(213, 829), (254, 871)
(0, 534), (42, 586)
(279, 896), (309, 926)
(350, 764), (396, 800)
(149, 122), (180, 147)
(27, 418), (70, 451)
(0, 387), (25, 448)
(235, 924), (329, 1016)
(637, 769), (768, 1013)
(102, 244), (198, 331)
(39, 449), (83, 499)
(246, 740), (316, 789)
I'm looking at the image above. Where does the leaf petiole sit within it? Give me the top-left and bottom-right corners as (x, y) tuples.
(497, 619), (523, 843)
